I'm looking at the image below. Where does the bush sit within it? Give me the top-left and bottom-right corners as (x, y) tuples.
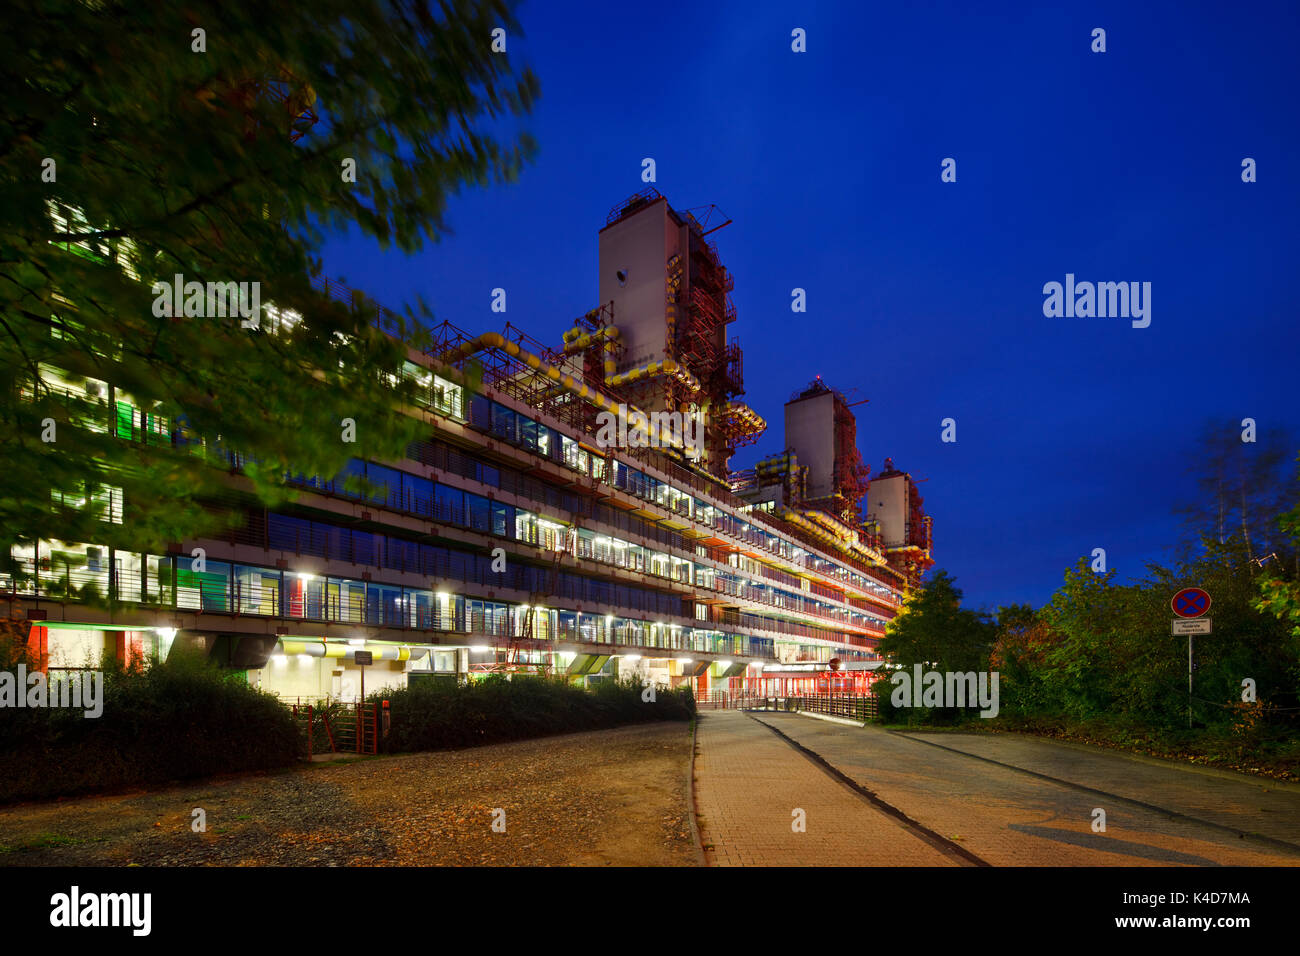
(0, 653), (301, 804)
(868, 672), (985, 728)
(372, 675), (694, 754)
(986, 711), (1300, 779)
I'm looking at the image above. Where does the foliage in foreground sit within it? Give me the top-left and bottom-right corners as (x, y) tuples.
(868, 535), (1299, 766)
(986, 712), (1300, 781)
(998, 549), (1299, 729)
(0, 647), (301, 804)
(1, 0), (538, 579)
(869, 569), (996, 726)
(371, 675), (695, 753)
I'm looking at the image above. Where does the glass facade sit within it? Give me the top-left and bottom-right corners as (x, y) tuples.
(7, 349), (902, 676)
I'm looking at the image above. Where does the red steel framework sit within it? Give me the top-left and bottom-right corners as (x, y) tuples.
(677, 218), (735, 391)
(831, 391), (870, 522)
(791, 379), (870, 524)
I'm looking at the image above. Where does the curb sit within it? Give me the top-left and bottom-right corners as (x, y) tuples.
(687, 714), (709, 867)
(749, 712), (989, 867)
(781, 709), (866, 729)
(891, 730), (1300, 857)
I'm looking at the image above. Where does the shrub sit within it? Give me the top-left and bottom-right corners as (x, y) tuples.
(0, 653), (300, 804)
(372, 675), (694, 754)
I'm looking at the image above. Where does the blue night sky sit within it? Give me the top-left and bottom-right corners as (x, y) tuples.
(321, 0), (1300, 612)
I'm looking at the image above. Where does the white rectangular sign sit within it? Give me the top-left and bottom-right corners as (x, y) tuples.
(1172, 618), (1211, 635)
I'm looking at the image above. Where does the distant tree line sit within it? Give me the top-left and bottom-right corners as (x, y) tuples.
(872, 423), (1300, 773)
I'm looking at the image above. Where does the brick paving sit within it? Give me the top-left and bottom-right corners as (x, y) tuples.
(749, 713), (1300, 867)
(692, 711), (958, 866)
(894, 728), (1300, 849)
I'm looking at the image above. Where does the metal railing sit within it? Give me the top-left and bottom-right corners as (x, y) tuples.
(290, 700), (379, 757)
(744, 694), (878, 721)
(695, 692), (771, 710)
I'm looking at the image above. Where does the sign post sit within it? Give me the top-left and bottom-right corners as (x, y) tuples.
(1171, 588), (1212, 729)
(355, 649), (373, 700)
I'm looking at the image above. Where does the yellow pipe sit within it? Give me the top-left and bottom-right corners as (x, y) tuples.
(563, 308), (606, 345)
(562, 326), (619, 354)
(431, 333), (693, 452)
(724, 400), (766, 433)
(277, 640), (349, 659)
(279, 640), (322, 656)
(755, 451), (793, 475)
(776, 507), (884, 569)
(605, 358), (701, 392)
(561, 325), (621, 378)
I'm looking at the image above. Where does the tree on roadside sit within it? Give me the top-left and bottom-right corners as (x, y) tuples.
(1173, 420), (1298, 569)
(0, 1), (539, 592)
(876, 569), (995, 673)
(988, 603), (1061, 721)
(1254, 455), (1300, 702)
(872, 569), (996, 723)
(1036, 543), (1299, 731)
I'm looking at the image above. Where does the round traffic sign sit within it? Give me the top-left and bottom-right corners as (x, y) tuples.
(1172, 587), (1211, 618)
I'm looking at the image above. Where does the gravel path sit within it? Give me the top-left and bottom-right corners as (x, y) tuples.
(0, 722), (696, 867)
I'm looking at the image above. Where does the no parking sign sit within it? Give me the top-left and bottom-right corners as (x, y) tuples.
(1171, 587), (1211, 618)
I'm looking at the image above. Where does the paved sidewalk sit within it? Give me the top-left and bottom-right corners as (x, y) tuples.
(894, 727), (1300, 849)
(693, 711), (957, 866)
(751, 713), (1300, 866)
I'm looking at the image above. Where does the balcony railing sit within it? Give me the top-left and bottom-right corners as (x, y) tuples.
(3, 557), (777, 660)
